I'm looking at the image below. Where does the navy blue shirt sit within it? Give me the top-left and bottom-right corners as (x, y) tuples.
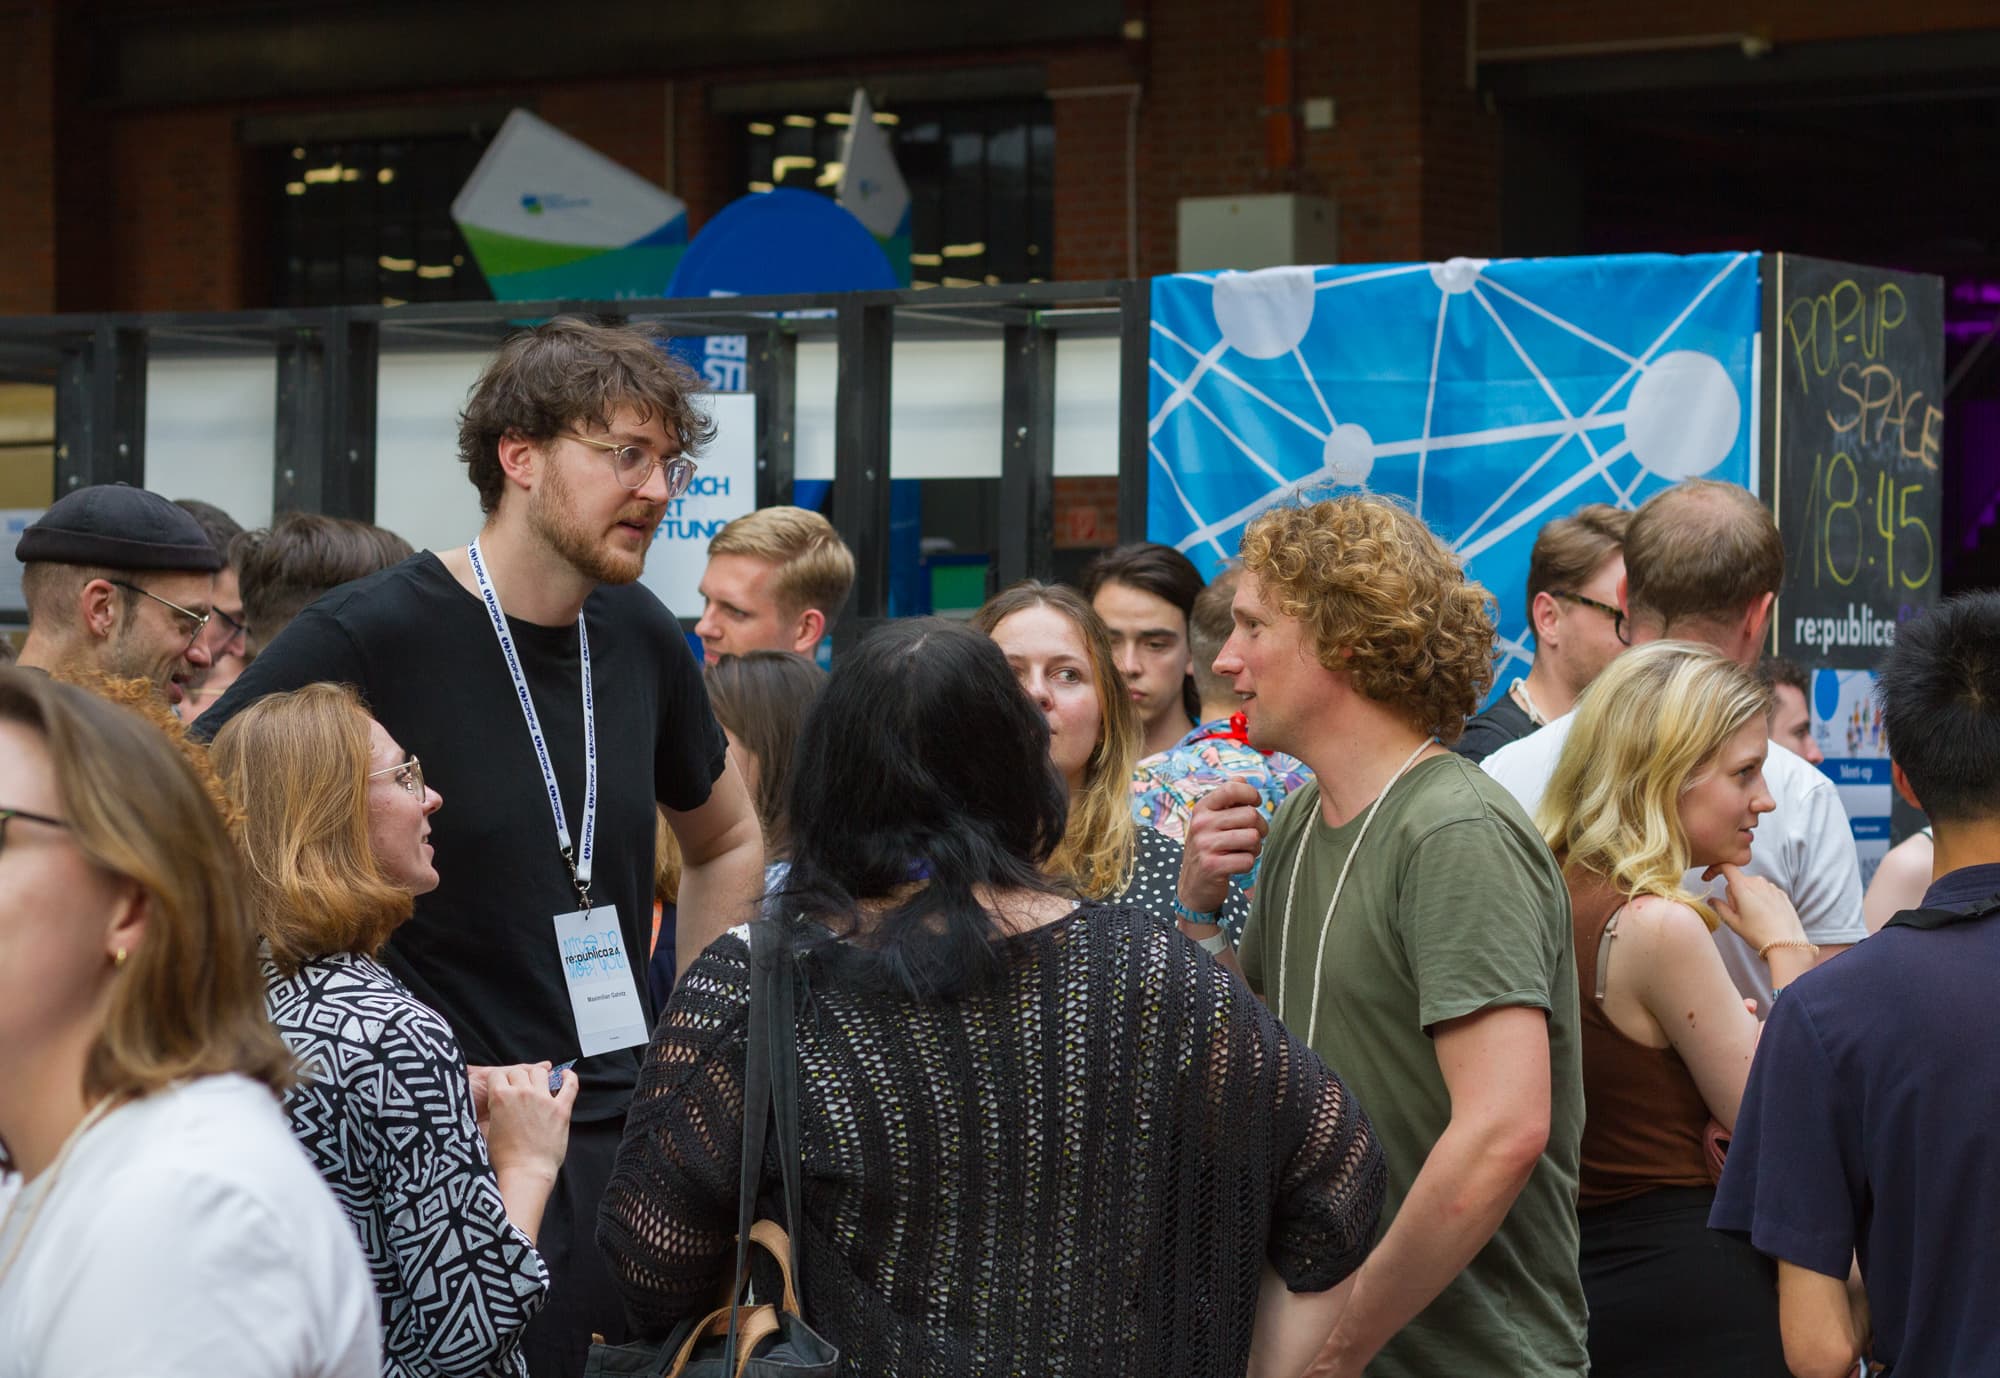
(1711, 862), (2000, 1375)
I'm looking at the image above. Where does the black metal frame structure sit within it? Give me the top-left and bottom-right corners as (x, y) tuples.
(0, 281), (1152, 628)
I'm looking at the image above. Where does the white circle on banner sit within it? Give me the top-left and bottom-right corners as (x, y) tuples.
(1625, 350), (1740, 480)
(1212, 266), (1318, 360)
(1428, 257), (1489, 294)
(1322, 423), (1375, 487)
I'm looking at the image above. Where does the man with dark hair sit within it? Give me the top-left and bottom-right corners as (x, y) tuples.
(197, 317), (763, 1378)
(14, 484), (220, 710)
(1713, 591), (2000, 1378)
(232, 511), (414, 656)
(173, 498), (251, 716)
(1080, 542), (1206, 759)
(1485, 479), (1865, 1010)
(1757, 654), (1824, 765)
(1456, 504), (1628, 764)
(1180, 496), (1586, 1378)
(1129, 565), (1310, 848)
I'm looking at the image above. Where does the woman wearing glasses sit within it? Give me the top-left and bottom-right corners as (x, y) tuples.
(213, 683), (576, 1378)
(0, 670), (378, 1377)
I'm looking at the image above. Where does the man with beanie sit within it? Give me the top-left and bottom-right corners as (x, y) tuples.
(14, 484), (221, 709)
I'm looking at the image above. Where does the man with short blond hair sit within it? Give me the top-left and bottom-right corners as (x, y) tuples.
(694, 505), (854, 659)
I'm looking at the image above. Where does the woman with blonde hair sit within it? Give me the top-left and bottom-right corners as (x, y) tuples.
(971, 582), (1248, 948)
(0, 669), (376, 1377)
(213, 682), (574, 1378)
(1539, 641), (1816, 1377)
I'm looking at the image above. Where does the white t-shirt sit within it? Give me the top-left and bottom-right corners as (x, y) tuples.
(0, 1074), (379, 1378)
(1483, 712), (1868, 1008)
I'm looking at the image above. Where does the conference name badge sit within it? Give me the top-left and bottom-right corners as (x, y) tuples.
(553, 905), (648, 1058)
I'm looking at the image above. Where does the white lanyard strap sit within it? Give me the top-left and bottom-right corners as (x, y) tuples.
(1277, 737), (1435, 1046)
(467, 538), (597, 905)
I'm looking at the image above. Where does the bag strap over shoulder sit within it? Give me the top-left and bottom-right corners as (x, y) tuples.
(767, 934), (806, 1261)
(724, 920), (808, 1368)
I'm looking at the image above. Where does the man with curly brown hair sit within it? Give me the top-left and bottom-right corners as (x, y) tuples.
(1178, 495), (1586, 1378)
(196, 317), (764, 1378)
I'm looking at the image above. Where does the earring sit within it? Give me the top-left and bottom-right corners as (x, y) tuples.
(114, 947), (128, 968)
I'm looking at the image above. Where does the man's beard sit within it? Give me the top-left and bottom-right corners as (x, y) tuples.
(530, 461), (657, 586)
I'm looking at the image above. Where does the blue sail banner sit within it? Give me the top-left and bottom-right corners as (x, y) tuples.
(1148, 252), (1760, 693)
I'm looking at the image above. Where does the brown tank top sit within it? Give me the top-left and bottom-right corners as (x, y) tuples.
(1567, 865), (1716, 1207)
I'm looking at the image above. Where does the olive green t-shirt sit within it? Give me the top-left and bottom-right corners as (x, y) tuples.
(1241, 753), (1587, 1377)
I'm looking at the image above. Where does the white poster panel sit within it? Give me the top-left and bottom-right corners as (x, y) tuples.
(636, 393), (757, 618)
(144, 355), (277, 530)
(1, 509), (47, 616)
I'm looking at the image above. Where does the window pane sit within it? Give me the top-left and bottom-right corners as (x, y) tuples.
(730, 98), (1055, 290)
(273, 133), (492, 306)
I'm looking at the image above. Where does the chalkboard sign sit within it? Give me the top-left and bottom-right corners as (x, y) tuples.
(1763, 255), (1944, 868)
(1767, 255), (1943, 665)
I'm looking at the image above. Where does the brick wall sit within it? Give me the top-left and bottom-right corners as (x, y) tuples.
(107, 109), (245, 311)
(6, 0), (1998, 314)
(1, 4), (56, 315)
(1481, 0), (2000, 48)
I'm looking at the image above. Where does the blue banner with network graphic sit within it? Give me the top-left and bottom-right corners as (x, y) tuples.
(1147, 252), (1760, 695)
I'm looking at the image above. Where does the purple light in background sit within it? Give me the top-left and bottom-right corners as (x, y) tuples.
(1957, 402), (2000, 552)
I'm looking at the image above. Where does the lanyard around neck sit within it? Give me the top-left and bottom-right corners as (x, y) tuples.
(1277, 737), (1435, 1046)
(467, 538), (597, 906)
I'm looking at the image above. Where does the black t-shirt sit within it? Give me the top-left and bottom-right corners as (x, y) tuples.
(196, 554), (726, 1121)
(1452, 692), (1537, 765)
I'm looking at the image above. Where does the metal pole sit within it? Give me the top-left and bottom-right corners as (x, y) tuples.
(54, 325), (146, 493)
(1115, 279), (1151, 544)
(998, 320), (1057, 585)
(750, 330), (797, 510)
(832, 301), (894, 633)
(274, 310), (378, 519)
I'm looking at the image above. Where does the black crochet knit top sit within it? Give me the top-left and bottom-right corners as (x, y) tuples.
(598, 903), (1386, 1377)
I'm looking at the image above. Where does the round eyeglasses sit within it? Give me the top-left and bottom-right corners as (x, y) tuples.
(367, 755), (425, 795)
(560, 432), (699, 499)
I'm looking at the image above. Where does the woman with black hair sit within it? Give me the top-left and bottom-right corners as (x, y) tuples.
(598, 619), (1386, 1378)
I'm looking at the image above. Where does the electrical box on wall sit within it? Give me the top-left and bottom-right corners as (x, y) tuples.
(1176, 193), (1337, 273)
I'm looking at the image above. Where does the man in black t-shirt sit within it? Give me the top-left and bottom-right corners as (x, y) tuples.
(197, 319), (764, 1377)
(1455, 504), (1627, 764)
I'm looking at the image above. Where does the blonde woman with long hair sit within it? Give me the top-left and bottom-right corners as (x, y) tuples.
(971, 583), (1249, 947)
(1539, 641), (1814, 1378)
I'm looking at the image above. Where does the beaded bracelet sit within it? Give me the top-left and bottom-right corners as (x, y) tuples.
(1171, 897), (1232, 955)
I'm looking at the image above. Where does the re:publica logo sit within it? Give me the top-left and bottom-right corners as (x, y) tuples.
(520, 193), (591, 215)
(1794, 603), (1898, 651)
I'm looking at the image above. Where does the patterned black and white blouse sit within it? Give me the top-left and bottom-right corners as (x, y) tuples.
(264, 950), (549, 1378)
(1106, 826), (1253, 942)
